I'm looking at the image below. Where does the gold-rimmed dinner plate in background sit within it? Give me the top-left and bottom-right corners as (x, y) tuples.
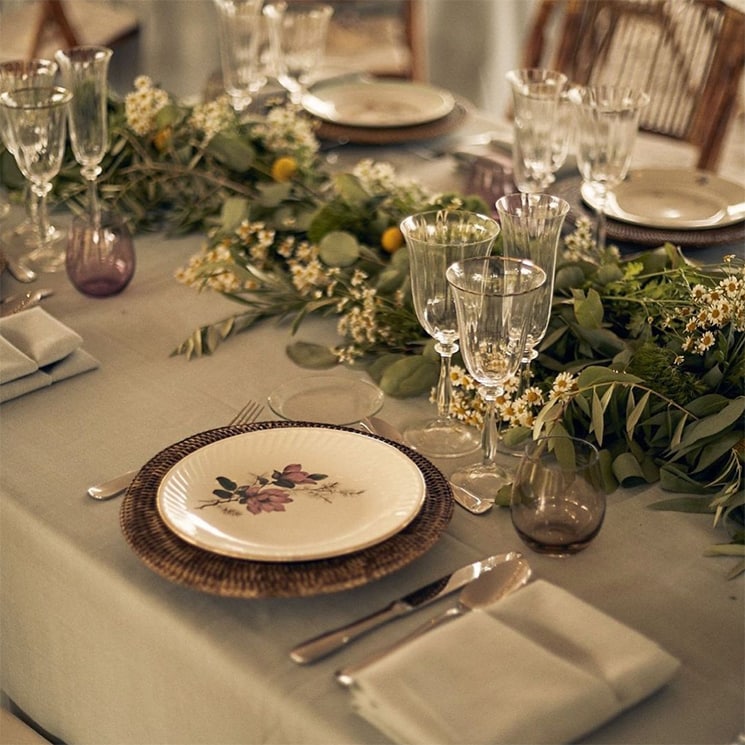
(581, 168), (745, 230)
(302, 78), (455, 128)
(156, 425), (426, 561)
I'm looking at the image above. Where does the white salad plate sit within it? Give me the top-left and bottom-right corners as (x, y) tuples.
(302, 79), (456, 127)
(157, 425), (426, 561)
(581, 168), (745, 230)
(268, 374), (384, 426)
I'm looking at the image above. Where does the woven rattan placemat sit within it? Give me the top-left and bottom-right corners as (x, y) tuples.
(551, 176), (745, 248)
(120, 421), (453, 598)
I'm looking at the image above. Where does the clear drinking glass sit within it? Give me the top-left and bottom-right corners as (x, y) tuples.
(55, 46), (112, 226)
(0, 59), (59, 250)
(0, 86), (72, 273)
(446, 256), (546, 501)
(511, 435), (605, 556)
(506, 68), (568, 194)
(66, 212), (135, 297)
(213, 0), (266, 113)
(401, 210), (500, 459)
(568, 85), (649, 251)
(496, 192), (569, 384)
(264, 1), (333, 104)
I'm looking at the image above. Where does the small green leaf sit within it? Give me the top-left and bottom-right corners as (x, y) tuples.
(206, 132), (256, 172)
(648, 496), (715, 513)
(318, 231), (361, 267)
(286, 341), (338, 369)
(573, 287), (604, 328)
(626, 390), (651, 438)
(379, 355), (438, 398)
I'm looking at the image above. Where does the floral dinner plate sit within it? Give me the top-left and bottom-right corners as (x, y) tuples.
(302, 79), (455, 128)
(157, 425), (426, 561)
(581, 168), (745, 230)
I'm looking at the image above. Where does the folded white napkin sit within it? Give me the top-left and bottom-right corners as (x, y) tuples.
(0, 306), (98, 402)
(350, 580), (680, 745)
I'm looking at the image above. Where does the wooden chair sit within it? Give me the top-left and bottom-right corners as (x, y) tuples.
(319, 0), (426, 80)
(521, 0), (745, 172)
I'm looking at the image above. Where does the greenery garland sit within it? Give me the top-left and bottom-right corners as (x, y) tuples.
(2, 78), (742, 576)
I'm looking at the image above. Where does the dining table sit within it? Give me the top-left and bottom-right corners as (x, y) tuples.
(0, 95), (743, 745)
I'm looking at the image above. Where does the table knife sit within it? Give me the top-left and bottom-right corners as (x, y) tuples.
(289, 551), (521, 664)
(0, 288), (54, 316)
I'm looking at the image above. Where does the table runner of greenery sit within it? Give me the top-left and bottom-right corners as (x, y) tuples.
(1, 78), (742, 574)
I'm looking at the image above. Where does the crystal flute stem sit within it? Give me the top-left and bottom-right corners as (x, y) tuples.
(479, 386), (501, 466)
(434, 341), (457, 419)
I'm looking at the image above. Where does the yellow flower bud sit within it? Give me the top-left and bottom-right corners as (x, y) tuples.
(381, 226), (404, 254)
(271, 156), (298, 182)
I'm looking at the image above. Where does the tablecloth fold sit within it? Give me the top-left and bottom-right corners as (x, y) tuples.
(350, 579), (680, 745)
(0, 306), (98, 402)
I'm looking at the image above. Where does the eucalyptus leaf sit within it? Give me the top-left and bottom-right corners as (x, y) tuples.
(318, 231), (361, 267)
(672, 397), (745, 453)
(366, 353), (407, 383)
(612, 451), (649, 485)
(220, 197), (250, 232)
(379, 355), (438, 398)
(573, 288), (604, 328)
(693, 431), (743, 474)
(285, 341), (338, 369)
(648, 496), (714, 513)
(206, 132), (256, 172)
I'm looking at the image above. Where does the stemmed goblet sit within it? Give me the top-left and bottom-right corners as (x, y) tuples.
(0, 59), (59, 251)
(401, 210), (500, 459)
(264, 1), (333, 104)
(213, 0), (266, 114)
(567, 85), (649, 251)
(0, 86), (72, 273)
(55, 46), (112, 226)
(446, 256), (546, 502)
(506, 68), (568, 194)
(495, 192), (569, 448)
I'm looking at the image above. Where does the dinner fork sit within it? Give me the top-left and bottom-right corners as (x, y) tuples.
(86, 399), (265, 500)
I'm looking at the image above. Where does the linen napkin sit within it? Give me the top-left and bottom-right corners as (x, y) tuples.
(349, 580), (680, 745)
(0, 306), (99, 402)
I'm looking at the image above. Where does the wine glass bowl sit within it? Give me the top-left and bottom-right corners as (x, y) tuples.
(446, 256), (546, 500)
(567, 85), (649, 250)
(506, 68), (568, 194)
(401, 210), (500, 458)
(213, 0), (267, 114)
(0, 86), (72, 273)
(510, 435), (605, 556)
(55, 45), (113, 225)
(264, 1), (333, 104)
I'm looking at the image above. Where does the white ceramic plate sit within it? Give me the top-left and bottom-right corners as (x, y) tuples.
(157, 425), (426, 561)
(268, 374), (384, 426)
(302, 79), (455, 127)
(581, 168), (745, 229)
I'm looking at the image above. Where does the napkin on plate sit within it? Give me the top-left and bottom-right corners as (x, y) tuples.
(349, 580), (680, 745)
(0, 306), (99, 402)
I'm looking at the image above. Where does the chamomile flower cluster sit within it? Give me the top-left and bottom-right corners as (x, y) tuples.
(351, 159), (431, 212)
(672, 256), (745, 357)
(188, 96), (235, 143)
(124, 76), (170, 136)
(252, 105), (319, 169)
(561, 216), (620, 264)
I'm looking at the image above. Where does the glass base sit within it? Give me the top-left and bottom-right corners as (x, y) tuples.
(403, 417), (481, 459)
(449, 461), (514, 504)
(26, 241), (66, 273)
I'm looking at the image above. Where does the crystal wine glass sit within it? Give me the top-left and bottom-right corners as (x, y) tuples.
(213, 0), (267, 114)
(55, 46), (112, 227)
(506, 68), (568, 194)
(401, 210), (500, 459)
(0, 86), (72, 272)
(264, 2), (333, 104)
(568, 85), (649, 251)
(0, 59), (59, 252)
(446, 256), (546, 502)
(495, 192), (569, 449)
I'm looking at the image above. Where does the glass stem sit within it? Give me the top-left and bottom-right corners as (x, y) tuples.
(82, 166), (102, 228)
(32, 182), (52, 249)
(480, 385), (500, 466)
(434, 341), (457, 420)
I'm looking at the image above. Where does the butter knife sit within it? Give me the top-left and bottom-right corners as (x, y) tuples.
(0, 288), (54, 316)
(289, 551), (521, 664)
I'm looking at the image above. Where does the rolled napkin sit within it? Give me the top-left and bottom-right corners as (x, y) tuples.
(0, 306), (99, 402)
(349, 580), (680, 745)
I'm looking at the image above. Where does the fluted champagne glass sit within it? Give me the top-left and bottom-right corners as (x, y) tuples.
(401, 210), (500, 458)
(213, 0), (266, 114)
(568, 85), (649, 251)
(507, 68), (568, 194)
(446, 256), (546, 502)
(264, 2), (333, 104)
(0, 87), (72, 272)
(0, 59), (59, 250)
(56, 46), (112, 226)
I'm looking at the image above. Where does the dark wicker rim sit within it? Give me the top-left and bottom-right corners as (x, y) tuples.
(551, 175), (745, 248)
(119, 421), (453, 598)
(314, 101), (468, 145)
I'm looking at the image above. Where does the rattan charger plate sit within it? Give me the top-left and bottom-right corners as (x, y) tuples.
(551, 176), (745, 248)
(119, 420), (453, 598)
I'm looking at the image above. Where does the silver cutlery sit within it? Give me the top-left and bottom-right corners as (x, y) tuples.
(335, 555), (532, 687)
(290, 551), (522, 664)
(3, 252), (37, 283)
(0, 288), (54, 316)
(86, 399), (265, 500)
